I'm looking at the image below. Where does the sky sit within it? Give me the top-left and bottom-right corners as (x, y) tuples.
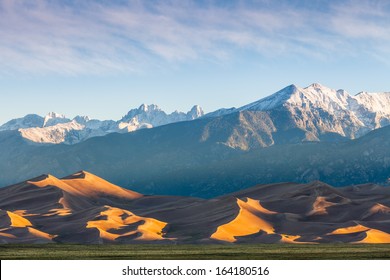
(1, 0), (390, 124)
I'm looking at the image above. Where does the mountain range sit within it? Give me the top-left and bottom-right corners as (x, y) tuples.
(204, 83), (390, 147)
(0, 104), (204, 144)
(1, 171), (390, 244)
(0, 83), (390, 197)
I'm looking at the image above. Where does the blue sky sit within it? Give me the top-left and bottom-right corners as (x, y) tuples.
(1, 0), (390, 123)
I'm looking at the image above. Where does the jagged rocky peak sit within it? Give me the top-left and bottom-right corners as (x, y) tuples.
(305, 82), (326, 90)
(119, 104), (205, 131)
(138, 104), (161, 112)
(43, 112), (70, 127)
(73, 115), (91, 125)
(122, 104), (162, 121)
(188, 105), (204, 119)
(0, 103), (205, 145)
(45, 112), (65, 118)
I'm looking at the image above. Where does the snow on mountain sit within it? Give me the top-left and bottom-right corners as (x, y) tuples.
(239, 83), (356, 114)
(353, 91), (390, 129)
(19, 120), (85, 144)
(240, 84), (300, 112)
(118, 104), (204, 132)
(0, 105), (204, 145)
(187, 105), (204, 119)
(203, 107), (237, 118)
(2, 84), (389, 146)
(73, 115), (91, 125)
(207, 83), (390, 140)
(43, 112), (70, 127)
(0, 114), (44, 131)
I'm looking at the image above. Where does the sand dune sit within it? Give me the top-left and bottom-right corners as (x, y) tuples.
(7, 211), (32, 227)
(356, 229), (390, 244)
(369, 203), (390, 214)
(29, 171), (141, 200)
(87, 206), (169, 242)
(211, 198), (276, 242)
(27, 227), (55, 240)
(29, 174), (85, 196)
(1, 172), (390, 244)
(280, 234), (306, 244)
(329, 224), (370, 235)
(244, 198), (277, 215)
(0, 227), (55, 243)
(42, 208), (72, 217)
(0, 232), (16, 239)
(327, 222), (390, 244)
(210, 198), (311, 244)
(307, 196), (335, 216)
(0, 210), (55, 243)
(62, 171), (142, 200)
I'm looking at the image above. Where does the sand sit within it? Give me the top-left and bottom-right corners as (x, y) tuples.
(211, 198), (275, 242)
(1, 171), (390, 244)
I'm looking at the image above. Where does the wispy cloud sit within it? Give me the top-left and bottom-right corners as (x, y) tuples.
(0, 0), (389, 75)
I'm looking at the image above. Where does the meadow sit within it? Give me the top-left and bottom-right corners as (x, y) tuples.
(1, 244), (390, 260)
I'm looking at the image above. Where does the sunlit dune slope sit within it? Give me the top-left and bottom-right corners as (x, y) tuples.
(87, 206), (171, 242)
(0, 210), (55, 243)
(327, 222), (390, 243)
(329, 224), (370, 235)
(210, 198), (308, 243)
(356, 229), (390, 243)
(62, 171), (142, 199)
(0, 172), (153, 244)
(370, 203), (390, 214)
(29, 174), (85, 196)
(28, 171), (141, 200)
(6, 211), (32, 227)
(211, 198), (276, 242)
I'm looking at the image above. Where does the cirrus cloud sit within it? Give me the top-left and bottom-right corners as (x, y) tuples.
(0, 0), (390, 75)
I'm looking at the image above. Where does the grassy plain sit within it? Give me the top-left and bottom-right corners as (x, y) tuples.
(1, 244), (390, 260)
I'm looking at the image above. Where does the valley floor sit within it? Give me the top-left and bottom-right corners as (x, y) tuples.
(1, 244), (390, 260)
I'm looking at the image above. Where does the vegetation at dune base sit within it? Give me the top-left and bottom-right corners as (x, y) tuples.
(1, 244), (390, 260)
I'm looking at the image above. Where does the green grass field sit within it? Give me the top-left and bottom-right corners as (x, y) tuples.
(1, 244), (390, 260)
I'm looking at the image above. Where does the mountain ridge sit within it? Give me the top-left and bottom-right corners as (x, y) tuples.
(206, 83), (390, 141)
(0, 104), (204, 145)
(2, 83), (390, 146)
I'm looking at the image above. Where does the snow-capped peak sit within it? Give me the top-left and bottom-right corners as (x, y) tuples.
(119, 104), (205, 132)
(238, 83), (354, 115)
(43, 112), (69, 127)
(73, 115), (91, 125)
(305, 82), (326, 90)
(353, 91), (390, 115)
(292, 83), (351, 111)
(1, 104), (204, 145)
(0, 114), (44, 131)
(139, 104), (160, 112)
(239, 84), (299, 111)
(204, 82), (390, 140)
(44, 112), (66, 119)
(188, 105), (204, 119)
